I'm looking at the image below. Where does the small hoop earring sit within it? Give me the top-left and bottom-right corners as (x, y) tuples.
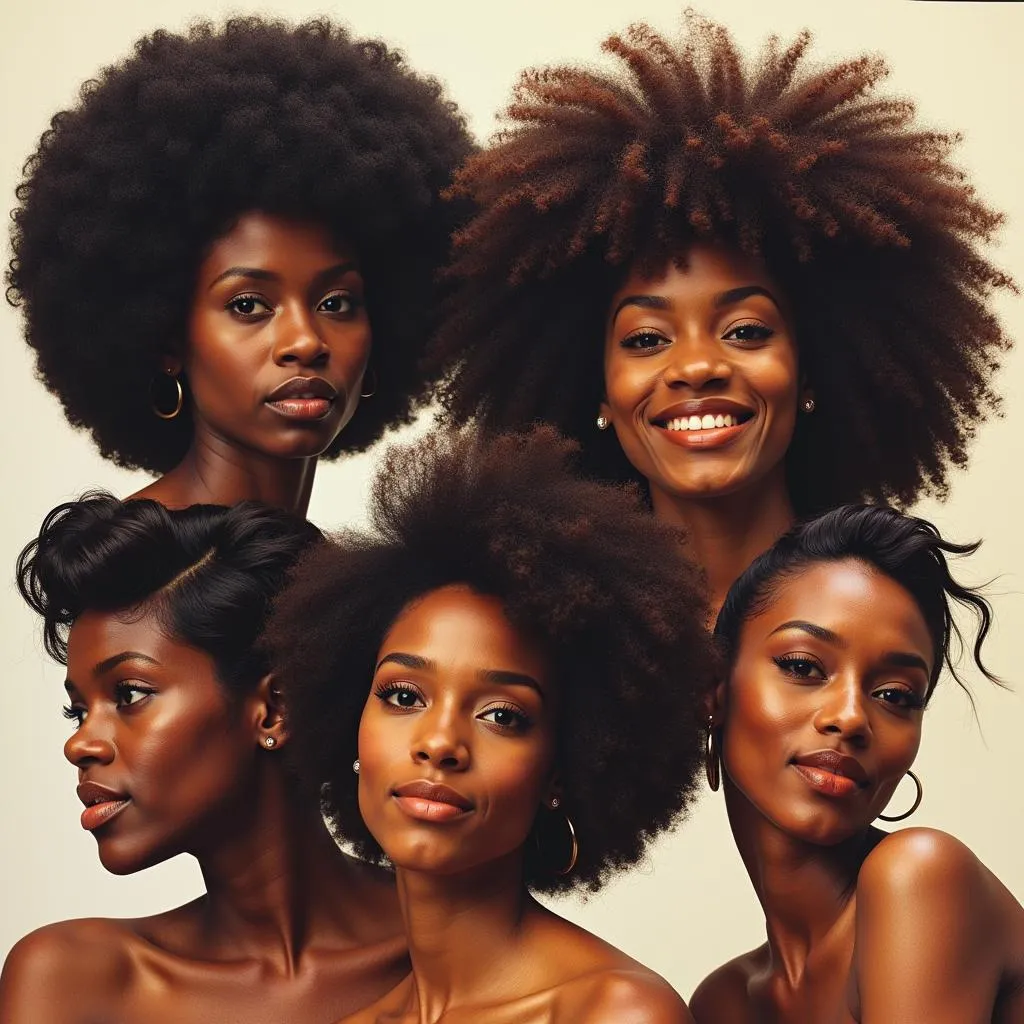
(151, 371), (184, 420)
(596, 414), (610, 431)
(360, 368), (377, 399)
(263, 736), (276, 749)
(352, 759), (361, 774)
(802, 397), (815, 414)
(705, 715), (721, 792)
(877, 769), (923, 822)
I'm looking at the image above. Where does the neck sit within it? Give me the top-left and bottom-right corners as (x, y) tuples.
(192, 762), (365, 971)
(131, 426), (317, 514)
(394, 852), (536, 1019)
(724, 780), (875, 986)
(650, 469), (795, 614)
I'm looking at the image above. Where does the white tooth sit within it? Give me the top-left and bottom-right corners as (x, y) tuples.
(688, 415), (702, 430)
(715, 414), (725, 428)
(675, 417), (687, 431)
(701, 414), (716, 429)
(724, 414), (734, 427)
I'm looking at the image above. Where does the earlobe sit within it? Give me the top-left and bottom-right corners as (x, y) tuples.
(252, 673), (288, 751)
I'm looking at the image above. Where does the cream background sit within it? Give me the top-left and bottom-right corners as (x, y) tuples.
(0, 0), (1021, 1001)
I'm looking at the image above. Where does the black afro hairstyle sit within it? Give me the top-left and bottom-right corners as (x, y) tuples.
(7, 17), (474, 474)
(428, 13), (1014, 517)
(714, 504), (1001, 701)
(17, 493), (320, 699)
(265, 426), (719, 893)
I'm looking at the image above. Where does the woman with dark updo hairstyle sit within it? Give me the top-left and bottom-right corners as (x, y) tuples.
(428, 13), (1013, 611)
(265, 426), (719, 1022)
(7, 17), (473, 513)
(693, 505), (1024, 1022)
(0, 497), (408, 1023)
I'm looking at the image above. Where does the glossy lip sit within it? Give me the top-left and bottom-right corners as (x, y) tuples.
(649, 397), (755, 425)
(392, 780), (475, 823)
(790, 749), (869, 798)
(264, 376), (339, 422)
(649, 397), (756, 451)
(76, 781), (132, 832)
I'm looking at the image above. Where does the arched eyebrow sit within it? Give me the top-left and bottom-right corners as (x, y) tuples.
(208, 261), (359, 291)
(769, 620), (843, 645)
(375, 653), (545, 699)
(610, 284), (780, 323)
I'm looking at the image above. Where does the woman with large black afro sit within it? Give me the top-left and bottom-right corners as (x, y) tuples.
(428, 12), (1014, 611)
(7, 17), (473, 512)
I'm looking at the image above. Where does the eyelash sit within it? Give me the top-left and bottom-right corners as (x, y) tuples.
(372, 683), (533, 733)
(61, 682), (156, 729)
(723, 322), (774, 344)
(373, 680), (424, 709)
(619, 321), (775, 351)
(479, 702), (532, 733)
(773, 657), (925, 710)
(773, 654), (824, 680)
(225, 291), (360, 319)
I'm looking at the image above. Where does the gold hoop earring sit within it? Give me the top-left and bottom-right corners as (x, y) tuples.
(705, 715), (721, 792)
(151, 371), (183, 420)
(360, 368), (377, 399)
(877, 770), (923, 822)
(555, 812), (578, 876)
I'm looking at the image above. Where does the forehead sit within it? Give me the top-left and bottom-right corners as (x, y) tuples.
(611, 242), (782, 303)
(66, 607), (218, 683)
(739, 559), (935, 670)
(198, 211), (356, 276)
(378, 586), (549, 685)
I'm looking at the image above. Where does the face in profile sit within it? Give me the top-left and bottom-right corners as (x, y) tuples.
(601, 243), (801, 505)
(178, 211), (372, 460)
(63, 609), (261, 874)
(356, 585), (558, 877)
(719, 559), (932, 845)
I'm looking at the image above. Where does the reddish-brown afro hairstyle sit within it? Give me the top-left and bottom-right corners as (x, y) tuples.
(265, 426), (718, 894)
(429, 13), (1014, 516)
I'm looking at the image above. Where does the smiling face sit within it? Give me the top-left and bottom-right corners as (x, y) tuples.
(63, 608), (260, 874)
(356, 585), (558, 879)
(720, 559), (933, 845)
(602, 243), (803, 505)
(179, 211), (372, 461)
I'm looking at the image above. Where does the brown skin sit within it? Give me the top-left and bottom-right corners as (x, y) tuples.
(691, 560), (1024, 1023)
(0, 609), (407, 1024)
(600, 243), (810, 612)
(132, 211), (372, 513)
(341, 585), (690, 1024)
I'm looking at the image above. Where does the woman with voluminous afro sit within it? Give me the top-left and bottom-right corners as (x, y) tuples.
(7, 16), (473, 512)
(1, 497), (410, 1023)
(266, 425), (718, 1022)
(428, 12), (1014, 611)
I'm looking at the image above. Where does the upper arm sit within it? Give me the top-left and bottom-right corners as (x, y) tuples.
(577, 970), (694, 1024)
(0, 922), (124, 1024)
(855, 828), (1002, 1024)
(690, 961), (752, 1024)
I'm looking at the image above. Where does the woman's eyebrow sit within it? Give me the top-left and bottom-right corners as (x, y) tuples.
(207, 266), (279, 289)
(768, 620), (844, 646)
(376, 651), (433, 673)
(478, 669), (545, 700)
(713, 284), (780, 309)
(610, 294), (672, 321)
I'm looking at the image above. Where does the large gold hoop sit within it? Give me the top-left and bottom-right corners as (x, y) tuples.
(877, 770), (923, 822)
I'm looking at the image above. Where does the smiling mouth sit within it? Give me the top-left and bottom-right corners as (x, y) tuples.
(657, 411), (754, 432)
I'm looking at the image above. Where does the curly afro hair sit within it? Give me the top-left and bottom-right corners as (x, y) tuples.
(428, 14), (1014, 516)
(18, 493), (320, 699)
(7, 17), (474, 474)
(265, 425), (718, 893)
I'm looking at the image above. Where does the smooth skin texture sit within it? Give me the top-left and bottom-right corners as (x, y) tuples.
(601, 243), (809, 612)
(0, 609), (406, 1024)
(341, 585), (691, 1024)
(133, 211), (372, 513)
(690, 561), (1024, 1023)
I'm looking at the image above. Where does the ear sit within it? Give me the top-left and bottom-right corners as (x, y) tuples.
(705, 679), (728, 727)
(249, 673), (288, 751)
(158, 348), (183, 377)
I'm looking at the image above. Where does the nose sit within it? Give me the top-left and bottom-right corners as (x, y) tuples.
(271, 302), (329, 367)
(663, 331), (732, 391)
(812, 675), (871, 747)
(64, 718), (116, 769)
(410, 706), (470, 771)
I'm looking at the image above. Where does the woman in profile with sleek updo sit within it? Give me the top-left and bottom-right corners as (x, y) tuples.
(266, 427), (719, 1022)
(8, 17), (472, 513)
(429, 13), (1013, 611)
(1, 497), (407, 1023)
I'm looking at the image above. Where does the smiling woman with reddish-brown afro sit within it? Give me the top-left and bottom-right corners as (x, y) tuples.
(427, 13), (1013, 610)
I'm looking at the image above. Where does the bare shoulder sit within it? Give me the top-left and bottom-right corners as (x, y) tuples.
(0, 918), (136, 1021)
(689, 945), (765, 1023)
(562, 967), (692, 1024)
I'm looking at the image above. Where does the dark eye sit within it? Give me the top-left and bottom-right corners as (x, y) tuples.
(620, 330), (669, 351)
(773, 654), (826, 680)
(226, 294), (271, 317)
(723, 323), (774, 344)
(318, 291), (355, 315)
(873, 686), (925, 710)
(115, 683), (155, 710)
(479, 704), (531, 732)
(374, 682), (425, 710)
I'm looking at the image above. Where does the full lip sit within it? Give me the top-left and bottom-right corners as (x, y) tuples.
(649, 397), (756, 427)
(76, 780), (132, 833)
(265, 376), (339, 403)
(392, 780), (474, 811)
(77, 780), (131, 808)
(790, 749), (870, 787)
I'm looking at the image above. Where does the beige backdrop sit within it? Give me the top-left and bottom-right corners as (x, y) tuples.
(1, 0), (1021, 1000)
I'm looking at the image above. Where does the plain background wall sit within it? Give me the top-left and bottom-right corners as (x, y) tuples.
(1, 0), (1021, 999)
